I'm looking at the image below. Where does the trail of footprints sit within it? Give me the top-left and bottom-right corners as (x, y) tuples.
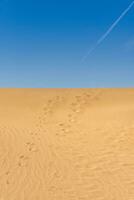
(35, 90), (102, 138)
(36, 95), (65, 128)
(17, 134), (40, 169)
(17, 142), (39, 167)
(69, 89), (102, 123)
(35, 90), (102, 130)
(0, 126), (41, 188)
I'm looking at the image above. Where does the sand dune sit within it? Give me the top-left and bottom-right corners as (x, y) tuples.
(0, 89), (134, 200)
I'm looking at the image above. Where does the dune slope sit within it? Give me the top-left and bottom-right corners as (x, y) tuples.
(0, 89), (134, 200)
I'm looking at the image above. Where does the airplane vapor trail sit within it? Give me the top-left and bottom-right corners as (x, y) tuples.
(82, 1), (134, 62)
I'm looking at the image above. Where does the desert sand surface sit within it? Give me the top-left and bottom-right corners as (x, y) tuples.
(0, 88), (134, 200)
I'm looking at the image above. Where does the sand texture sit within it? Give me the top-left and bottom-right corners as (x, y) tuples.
(0, 88), (134, 200)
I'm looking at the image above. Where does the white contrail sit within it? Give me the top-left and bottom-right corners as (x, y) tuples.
(82, 1), (134, 62)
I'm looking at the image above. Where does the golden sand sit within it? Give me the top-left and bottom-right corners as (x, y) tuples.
(0, 89), (134, 200)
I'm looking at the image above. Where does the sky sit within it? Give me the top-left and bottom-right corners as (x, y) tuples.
(0, 0), (134, 87)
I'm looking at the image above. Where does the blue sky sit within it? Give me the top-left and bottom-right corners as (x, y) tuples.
(0, 0), (134, 87)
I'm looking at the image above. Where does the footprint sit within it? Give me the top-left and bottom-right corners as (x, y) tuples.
(56, 123), (71, 137)
(5, 171), (10, 185)
(5, 171), (10, 175)
(18, 155), (29, 167)
(67, 113), (76, 123)
(6, 180), (9, 185)
(26, 142), (39, 153)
